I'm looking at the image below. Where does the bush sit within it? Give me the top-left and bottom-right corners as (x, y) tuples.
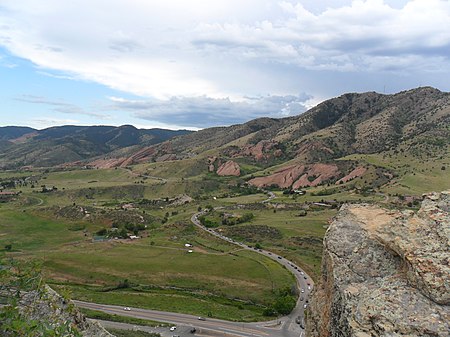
(273, 295), (296, 315)
(96, 228), (107, 236)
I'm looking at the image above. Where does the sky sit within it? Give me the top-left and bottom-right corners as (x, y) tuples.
(0, 0), (449, 130)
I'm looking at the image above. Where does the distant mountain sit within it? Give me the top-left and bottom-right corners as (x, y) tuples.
(1, 87), (449, 172)
(108, 87), (449, 167)
(0, 126), (37, 141)
(0, 125), (192, 168)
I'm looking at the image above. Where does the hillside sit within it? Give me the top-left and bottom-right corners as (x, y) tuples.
(0, 125), (192, 168)
(87, 87), (450, 189)
(1, 87), (449, 175)
(149, 86), (450, 163)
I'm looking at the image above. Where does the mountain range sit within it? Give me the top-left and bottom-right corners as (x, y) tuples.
(0, 125), (192, 168)
(1, 87), (449, 175)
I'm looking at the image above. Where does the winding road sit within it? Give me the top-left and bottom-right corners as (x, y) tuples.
(189, 207), (313, 337)
(75, 191), (314, 337)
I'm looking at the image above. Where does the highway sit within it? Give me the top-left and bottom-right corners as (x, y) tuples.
(75, 300), (303, 337)
(75, 191), (313, 337)
(190, 207), (313, 337)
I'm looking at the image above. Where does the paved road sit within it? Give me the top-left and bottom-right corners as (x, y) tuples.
(190, 208), (314, 337)
(74, 208), (314, 337)
(75, 189), (313, 337)
(76, 299), (302, 337)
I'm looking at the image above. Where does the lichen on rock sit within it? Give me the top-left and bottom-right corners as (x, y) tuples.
(307, 191), (450, 337)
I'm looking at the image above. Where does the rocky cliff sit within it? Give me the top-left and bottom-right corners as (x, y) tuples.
(306, 191), (450, 337)
(4, 285), (114, 337)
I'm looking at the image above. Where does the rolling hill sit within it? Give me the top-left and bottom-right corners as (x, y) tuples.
(1, 87), (449, 178)
(0, 125), (192, 168)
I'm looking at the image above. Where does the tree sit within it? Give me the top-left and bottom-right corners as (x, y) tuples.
(273, 295), (296, 315)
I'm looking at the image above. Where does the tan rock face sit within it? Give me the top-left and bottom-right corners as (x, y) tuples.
(216, 160), (241, 176)
(307, 192), (450, 337)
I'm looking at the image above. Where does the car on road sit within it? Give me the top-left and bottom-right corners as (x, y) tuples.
(301, 289), (305, 293)
(277, 256), (282, 259)
(303, 304), (308, 309)
(170, 326), (177, 331)
(198, 317), (206, 321)
(123, 307), (131, 311)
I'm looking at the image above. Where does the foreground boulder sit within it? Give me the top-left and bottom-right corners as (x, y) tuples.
(307, 191), (450, 337)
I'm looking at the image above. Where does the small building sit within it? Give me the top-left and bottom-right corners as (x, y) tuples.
(0, 191), (19, 202)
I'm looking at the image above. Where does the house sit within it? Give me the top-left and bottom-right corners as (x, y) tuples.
(0, 191), (19, 202)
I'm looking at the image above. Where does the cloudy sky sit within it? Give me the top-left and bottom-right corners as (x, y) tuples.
(0, 0), (449, 130)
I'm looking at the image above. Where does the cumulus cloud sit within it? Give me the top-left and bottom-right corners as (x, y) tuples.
(107, 93), (312, 127)
(0, 1), (449, 128)
(194, 0), (450, 72)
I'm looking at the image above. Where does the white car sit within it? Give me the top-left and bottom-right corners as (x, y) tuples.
(170, 326), (177, 331)
(123, 307), (131, 311)
(301, 289), (305, 293)
(304, 304), (308, 309)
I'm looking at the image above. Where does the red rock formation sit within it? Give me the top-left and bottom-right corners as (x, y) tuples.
(248, 165), (305, 188)
(248, 163), (340, 189)
(336, 166), (367, 184)
(229, 140), (281, 161)
(217, 160), (241, 176)
(292, 163), (340, 188)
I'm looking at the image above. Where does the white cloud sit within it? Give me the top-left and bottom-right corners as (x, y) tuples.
(15, 95), (110, 119)
(194, 0), (450, 71)
(30, 117), (80, 129)
(106, 93), (312, 127)
(0, 1), (449, 128)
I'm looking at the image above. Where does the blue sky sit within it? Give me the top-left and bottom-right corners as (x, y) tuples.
(0, 0), (449, 130)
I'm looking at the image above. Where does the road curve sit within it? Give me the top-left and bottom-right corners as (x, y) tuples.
(75, 300), (296, 337)
(190, 208), (314, 337)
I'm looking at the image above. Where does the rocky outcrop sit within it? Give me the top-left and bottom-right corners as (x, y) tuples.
(239, 140), (283, 161)
(18, 286), (113, 337)
(307, 191), (450, 337)
(217, 160), (241, 176)
(248, 163), (339, 189)
(336, 166), (367, 184)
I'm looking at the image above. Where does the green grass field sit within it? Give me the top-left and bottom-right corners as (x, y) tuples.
(3, 146), (446, 322)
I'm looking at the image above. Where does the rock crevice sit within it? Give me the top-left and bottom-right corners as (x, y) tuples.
(307, 192), (450, 337)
